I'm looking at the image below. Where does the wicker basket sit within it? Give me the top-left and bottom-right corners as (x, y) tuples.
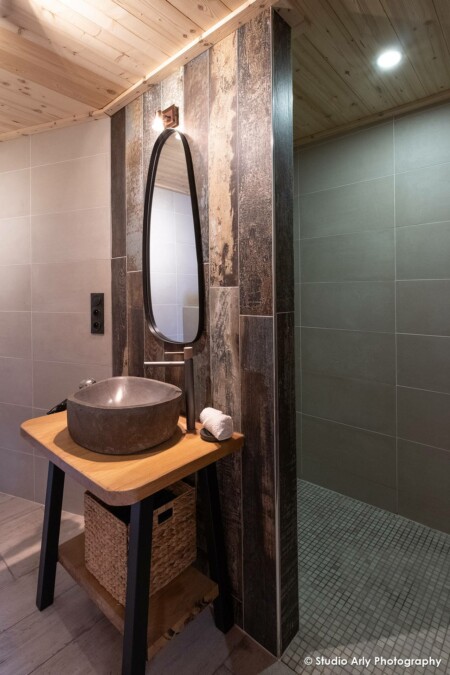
(84, 482), (196, 605)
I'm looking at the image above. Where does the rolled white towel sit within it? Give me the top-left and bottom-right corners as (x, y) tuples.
(200, 407), (233, 441)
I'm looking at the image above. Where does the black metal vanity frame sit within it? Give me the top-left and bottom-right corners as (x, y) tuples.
(36, 460), (234, 675)
(142, 128), (205, 345)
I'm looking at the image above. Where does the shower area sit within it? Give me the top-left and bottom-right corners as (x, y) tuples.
(284, 104), (450, 672)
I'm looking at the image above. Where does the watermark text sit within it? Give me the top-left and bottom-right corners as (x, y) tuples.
(303, 656), (442, 669)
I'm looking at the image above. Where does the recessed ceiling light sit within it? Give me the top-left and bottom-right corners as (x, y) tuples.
(377, 49), (402, 70)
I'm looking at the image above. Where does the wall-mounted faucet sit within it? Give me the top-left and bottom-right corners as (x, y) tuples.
(144, 346), (195, 432)
(47, 378), (97, 415)
(78, 378), (97, 389)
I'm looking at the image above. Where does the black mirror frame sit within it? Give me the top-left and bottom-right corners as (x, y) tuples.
(143, 128), (205, 345)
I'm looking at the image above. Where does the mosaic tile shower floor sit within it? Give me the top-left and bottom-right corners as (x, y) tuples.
(282, 481), (450, 674)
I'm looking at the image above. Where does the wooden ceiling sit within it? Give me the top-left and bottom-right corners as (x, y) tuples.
(1, 1), (450, 146)
(0, 0), (269, 140)
(279, 0), (450, 146)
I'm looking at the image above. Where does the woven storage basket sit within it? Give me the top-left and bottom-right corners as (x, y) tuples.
(84, 481), (196, 605)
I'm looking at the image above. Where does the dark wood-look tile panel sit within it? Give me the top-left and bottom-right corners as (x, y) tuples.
(240, 314), (277, 654)
(126, 271), (144, 377)
(277, 313), (299, 649)
(125, 97), (144, 272)
(143, 324), (165, 384)
(210, 285), (242, 605)
(111, 256), (127, 376)
(142, 85), (162, 180)
(273, 11), (298, 647)
(216, 450), (243, 605)
(273, 11), (294, 315)
(238, 11), (273, 316)
(184, 53), (212, 414)
(209, 33), (239, 288)
(161, 69), (184, 124)
(232, 597), (243, 630)
(161, 343), (185, 395)
(210, 287), (241, 430)
(111, 109), (126, 260)
(184, 51), (210, 264)
(141, 278), (166, 384)
(193, 264), (212, 414)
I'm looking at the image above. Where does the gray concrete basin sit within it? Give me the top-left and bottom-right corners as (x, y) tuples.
(66, 376), (182, 455)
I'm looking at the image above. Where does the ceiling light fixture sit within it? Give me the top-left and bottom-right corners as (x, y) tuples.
(376, 49), (402, 70)
(151, 104), (179, 131)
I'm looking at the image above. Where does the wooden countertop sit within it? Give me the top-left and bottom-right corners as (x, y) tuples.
(21, 412), (243, 506)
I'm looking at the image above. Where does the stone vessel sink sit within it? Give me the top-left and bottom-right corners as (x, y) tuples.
(66, 376), (182, 455)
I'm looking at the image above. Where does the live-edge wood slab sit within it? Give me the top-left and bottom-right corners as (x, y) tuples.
(59, 533), (219, 660)
(20, 412), (244, 506)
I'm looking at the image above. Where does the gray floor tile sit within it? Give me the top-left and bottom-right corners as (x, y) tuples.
(282, 480), (450, 675)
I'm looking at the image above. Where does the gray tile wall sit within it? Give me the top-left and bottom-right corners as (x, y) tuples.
(295, 102), (450, 533)
(0, 120), (112, 514)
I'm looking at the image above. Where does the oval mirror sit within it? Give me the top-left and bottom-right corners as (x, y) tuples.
(143, 129), (204, 344)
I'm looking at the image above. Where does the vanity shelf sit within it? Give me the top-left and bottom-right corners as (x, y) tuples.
(58, 533), (218, 659)
(21, 411), (244, 675)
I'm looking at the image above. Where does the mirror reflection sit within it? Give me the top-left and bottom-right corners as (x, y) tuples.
(146, 130), (202, 343)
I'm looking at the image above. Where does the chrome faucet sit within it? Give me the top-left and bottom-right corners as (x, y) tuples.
(47, 378), (97, 415)
(144, 346), (195, 432)
(78, 378), (96, 389)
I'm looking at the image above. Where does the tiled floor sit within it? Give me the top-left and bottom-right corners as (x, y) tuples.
(4, 482), (450, 675)
(0, 491), (290, 675)
(282, 480), (450, 674)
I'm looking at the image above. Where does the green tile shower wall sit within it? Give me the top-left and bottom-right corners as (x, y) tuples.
(110, 9), (297, 655)
(295, 102), (450, 533)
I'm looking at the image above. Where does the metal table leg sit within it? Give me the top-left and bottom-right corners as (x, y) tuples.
(198, 463), (234, 633)
(36, 462), (65, 610)
(122, 494), (154, 675)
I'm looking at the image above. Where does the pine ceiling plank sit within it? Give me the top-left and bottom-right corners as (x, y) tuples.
(434, 0), (450, 55)
(293, 89), (335, 139)
(0, 114), (28, 132)
(111, 0), (204, 45)
(293, 75), (338, 129)
(0, 110), (107, 142)
(10, 0), (159, 76)
(0, 10), (138, 86)
(327, 0), (427, 102)
(59, 0), (179, 59)
(0, 86), (80, 122)
(223, 0), (248, 7)
(0, 27), (121, 108)
(381, 0), (450, 94)
(0, 99), (57, 126)
(275, 2), (306, 29)
(0, 108), (46, 128)
(168, 0), (233, 30)
(8, 0), (151, 76)
(0, 105), (58, 128)
(0, 68), (91, 118)
(292, 36), (371, 125)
